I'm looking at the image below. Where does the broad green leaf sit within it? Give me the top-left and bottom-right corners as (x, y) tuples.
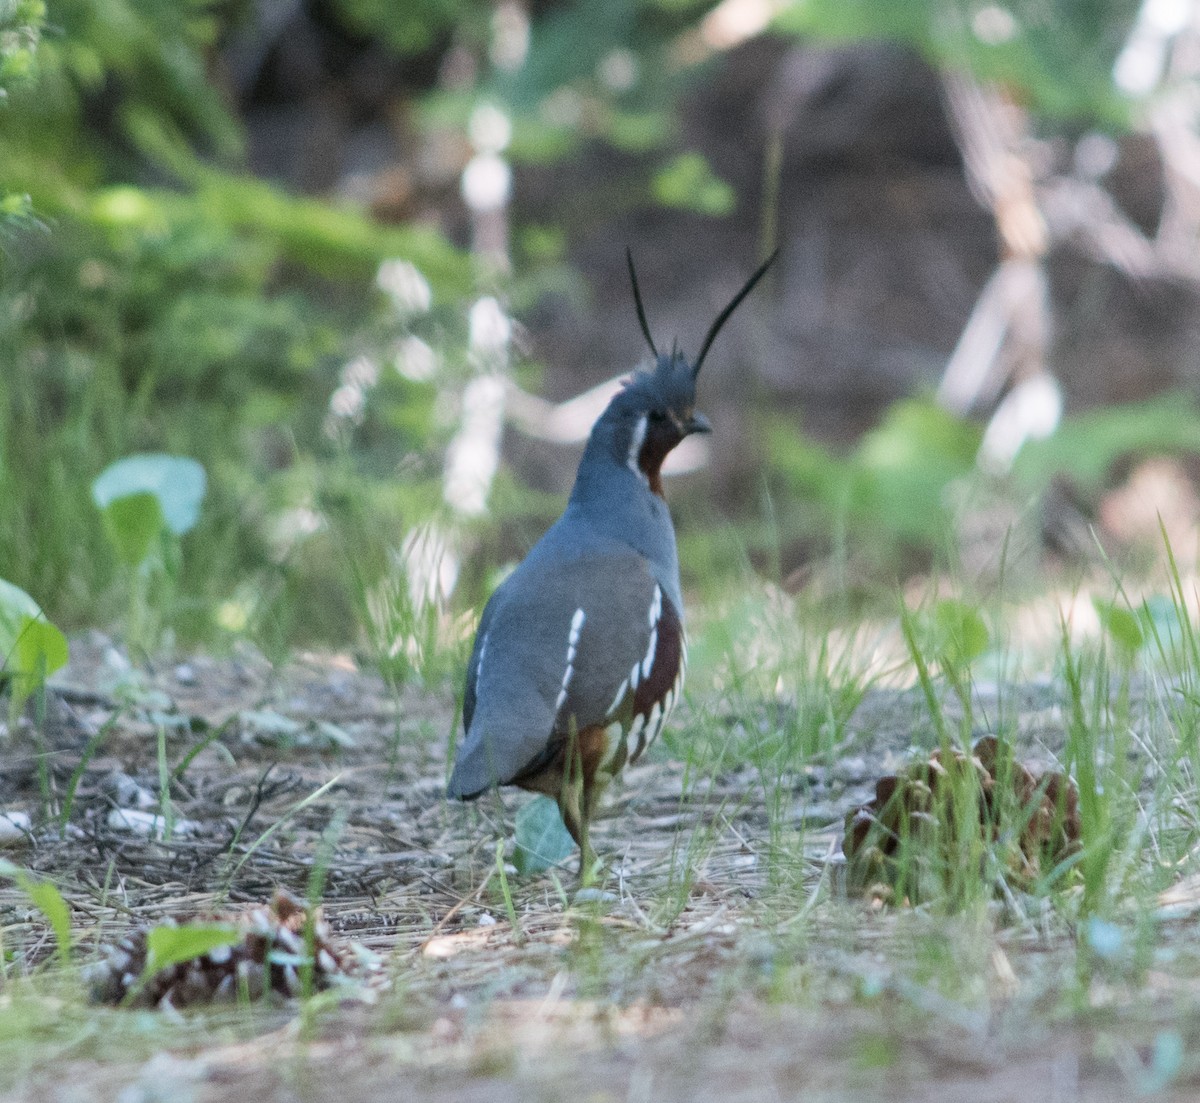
(0, 578), (41, 645)
(101, 492), (166, 567)
(145, 923), (241, 974)
(0, 579), (68, 691)
(13, 617), (69, 682)
(512, 796), (575, 875)
(932, 600), (990, 668)
(92, 454), (207, 536)
(1094, 598), (1145, 655)
(0, 860), (72, 965)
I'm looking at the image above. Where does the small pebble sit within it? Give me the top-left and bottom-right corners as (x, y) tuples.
(0, 811), (32, 846)
(107, 808), (202, 838)
(573, 887), (618, 905)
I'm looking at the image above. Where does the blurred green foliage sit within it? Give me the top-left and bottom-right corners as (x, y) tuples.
(1012, 396), (1200, 494)
(763, 394), (1200, 576)
(0, 0), (474, 647)
(0, 0), (43, 89)
(0, 0), (1170, 653)
(766, 399), (982, 570)
(0, 0), (45, 234)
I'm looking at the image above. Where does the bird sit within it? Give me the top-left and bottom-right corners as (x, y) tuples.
(447, 248), (777, 873)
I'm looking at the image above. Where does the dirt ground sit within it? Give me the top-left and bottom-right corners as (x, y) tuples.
(0, 635), (1194, 1102)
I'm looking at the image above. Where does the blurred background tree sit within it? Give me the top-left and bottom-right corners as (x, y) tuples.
(4, 0), (1199, 657)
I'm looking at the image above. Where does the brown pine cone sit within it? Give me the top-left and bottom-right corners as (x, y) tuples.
(843, 735), (1081, 902)
(89, 889), (346, 1009)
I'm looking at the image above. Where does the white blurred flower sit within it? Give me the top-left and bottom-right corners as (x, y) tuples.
(443, 374), (506, 516)
(468, 296), (511, 356)
(469, 103), (513, 154)
(341, 354), (379, 389)
(461, 153), (512, 212)
(329, 383), (366, 421)
(393, 335), (438, 382)
(377, 259), (432, 317)
(972, 6), (1018, 45)
(490, 1), (530, 71)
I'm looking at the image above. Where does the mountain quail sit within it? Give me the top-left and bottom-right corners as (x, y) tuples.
(448, 249), (776, 870)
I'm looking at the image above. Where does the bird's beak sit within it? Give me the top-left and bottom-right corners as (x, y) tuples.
(684, 412), (712, 436)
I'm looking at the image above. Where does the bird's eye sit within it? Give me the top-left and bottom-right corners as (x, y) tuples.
(648, 409), (669, 424)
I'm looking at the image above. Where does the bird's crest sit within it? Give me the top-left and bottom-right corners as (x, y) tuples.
(623, 247), (778, 388)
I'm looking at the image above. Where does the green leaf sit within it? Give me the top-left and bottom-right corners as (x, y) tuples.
(932, 600), (990, 667)
(0, 578), (41, 639)
(512, 796), (575, 875)
(1094, 598), (1145, 655)
(145, 923), (242, 974)
(92, 454), (207, 536)
(652, 153), (736, 217)
(13, 617), (69, 683)
(100, 492), (166, 567)
(0, 580), (68, 704)
(0, 860), (71, 965)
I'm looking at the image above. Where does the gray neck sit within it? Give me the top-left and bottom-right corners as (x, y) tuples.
(565, 417), (683, 612)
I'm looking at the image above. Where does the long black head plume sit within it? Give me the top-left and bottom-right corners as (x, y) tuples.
(625, 247), (659, 359)
(692, 248), (778, 379)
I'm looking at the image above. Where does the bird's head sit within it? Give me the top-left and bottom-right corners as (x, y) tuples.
(596, 248), (777, 496)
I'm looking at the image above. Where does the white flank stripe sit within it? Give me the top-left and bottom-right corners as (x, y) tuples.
(628, 712), (646, 757)
(641, 627), (657, 680)
(606, 678), (629, 718)
(648, 585), (661, 628)
(662, 688), (674, 720)
(629, 659), (641, 691)
(555, 608), (586, 719)
(568, 607), (585, 653)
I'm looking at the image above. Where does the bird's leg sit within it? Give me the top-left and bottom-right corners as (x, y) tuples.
(559, 725), (601, 883)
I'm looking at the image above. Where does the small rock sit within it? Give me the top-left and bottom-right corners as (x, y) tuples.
(573, 887), (618, 906)
(103, 646), (132, 675)
(102, 772), (157, 810)
(173, 663), (197, 686)
(107, 808), (202, 838)
(0, 811), (32, 846)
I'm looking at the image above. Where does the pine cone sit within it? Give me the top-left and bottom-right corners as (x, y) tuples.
(843, 735), (1081, 901)
(90, 889), (346, 1009)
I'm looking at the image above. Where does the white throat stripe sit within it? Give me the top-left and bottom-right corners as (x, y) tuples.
(626, 415), (648, 482)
